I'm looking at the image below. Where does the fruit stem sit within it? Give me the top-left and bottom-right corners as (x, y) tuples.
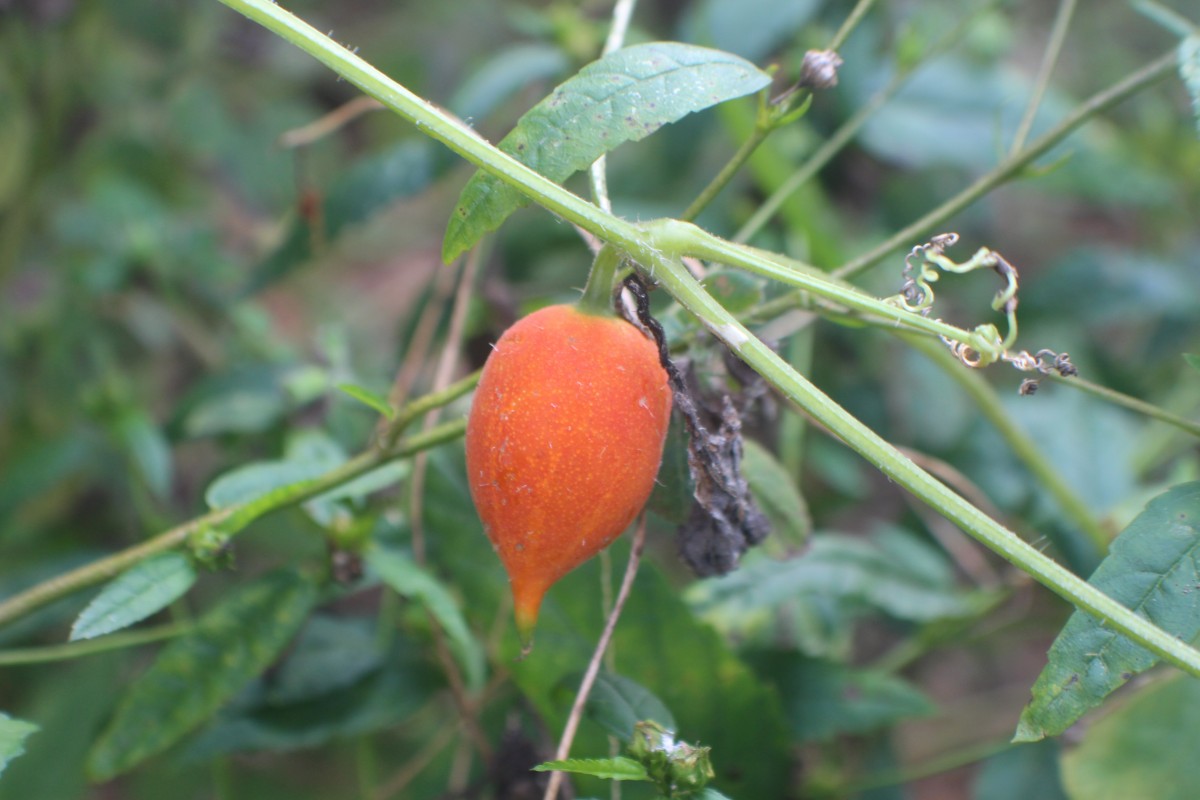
(577, 245), (624, 316)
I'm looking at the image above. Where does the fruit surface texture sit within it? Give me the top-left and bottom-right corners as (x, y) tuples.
(465, 304), (672, 644)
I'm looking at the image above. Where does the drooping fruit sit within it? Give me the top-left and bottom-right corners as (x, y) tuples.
(465, 304), (672, 648)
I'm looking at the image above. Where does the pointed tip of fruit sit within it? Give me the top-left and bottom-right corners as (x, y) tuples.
(514, 603), (539, 657)
(512, 583), (544, 657)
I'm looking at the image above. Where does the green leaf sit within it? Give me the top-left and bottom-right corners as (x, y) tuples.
(69, 553), (197, 641)
(0, 713), (38, 777)
(86, 570), (317, 780)
(182, 633), (439, 757)
(114, 411), (173, 500)
(442, 42), (771, 261)
(972, 741), (1067, 800)
(532, 757), (649, 781)
(365, 546), (485, 692)
(1180, 35), (1199, 136)
(204, 459), (330, 510)
(507, 553), (792, 799)
(1060, 674), (1200, 800)
(1184, 353), (1200, 374)
(448, 43), (569, 123)
(260, 616), (385, 705)
(687, 532), (996, 632)
(749, 653), (934, 742)
(1015, 482), (1200, 742)
(741, 439), (811, 548)
(578, 672), (677, 742)
(647, 415), (695, 523)
(335, 382), (395, 419)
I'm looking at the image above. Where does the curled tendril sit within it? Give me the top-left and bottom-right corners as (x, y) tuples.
(895, 234), (1078, 392)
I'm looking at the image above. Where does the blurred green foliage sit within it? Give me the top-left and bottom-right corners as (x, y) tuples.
(2, 0), (1199, 798)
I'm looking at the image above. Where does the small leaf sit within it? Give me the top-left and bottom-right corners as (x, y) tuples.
(114, 411), (173, 500)
(443, 42), (771, 261)
(335, 382), (395, 419)
(532, 756), (649, 781)
(580, 672), (677, 742)
(69, 553), (196, 641)
(1184, 353), (1200, 374)
(366, 546), (485, 692)
(86, 571), (317, 780)
(1014, 482), (1200, 742)
(0, 713), (39, 777)
(204, 460), (330, 510)
(741, 439), (811, 548)
(1060, 674), (1200, 800)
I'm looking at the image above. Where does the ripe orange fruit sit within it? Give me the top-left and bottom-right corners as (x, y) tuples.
(465, 304), (672, 648)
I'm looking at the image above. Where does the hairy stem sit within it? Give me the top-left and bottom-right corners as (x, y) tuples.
(900, 332), (1110, 553)
(210, 0), (1200, 679)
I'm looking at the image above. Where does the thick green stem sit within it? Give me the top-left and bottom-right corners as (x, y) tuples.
(900, 333), (1110, 553)
(209, 0), (1200, 678)
(578, 245), (624, 315)
(632, 230), (1200, 678)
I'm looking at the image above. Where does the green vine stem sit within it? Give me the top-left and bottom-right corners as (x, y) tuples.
(1045, 372), (1200, 439)
(194, 0), (1200, 678)
(679, 0), (877, 223)
(0, 418), (467, 630)
(633, 231), (1200, 677)
(0, 622), (192, 666)
(734, 0), (1002, 244)
(832, 49), (1178, 280)
(899, 332), (1110, 552)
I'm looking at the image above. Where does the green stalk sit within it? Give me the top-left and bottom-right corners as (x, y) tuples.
(578, 245), (624, 315)
(0, 622), (191, 666)
(900, 333), (1110, 553)
(0, 419), (467, 629)
(207, 0), (1200, 678)
(632, 229), (1200, 678)
(833, 50), (1178, 280)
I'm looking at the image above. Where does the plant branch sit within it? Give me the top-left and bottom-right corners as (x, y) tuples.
(1045, 371), (1200, 439)
(632, 233), (1200, 679)
(215, 0), (1200, 679)
(899, 333), (1110, 553)
(833, 49), (1178, 280)
(734, 0), (1001, 243)
(0, 418), (467, 630)
(1010, 0), (1077, 155)
(588, 0), (640, 213)
(680, 0), (878, 224)
(0, 621), (192, 666)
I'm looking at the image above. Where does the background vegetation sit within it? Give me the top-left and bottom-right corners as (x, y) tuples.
(1, 0), (1198, 798)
